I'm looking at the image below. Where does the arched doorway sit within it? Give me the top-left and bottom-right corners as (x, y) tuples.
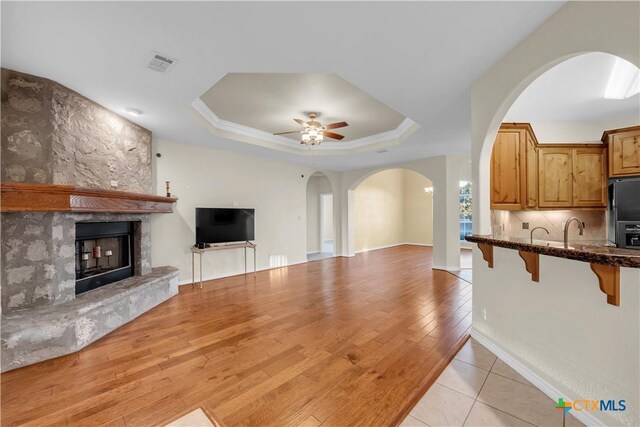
(306, 172), (334, 261)
(471, 3), (639, 235)
(481, 52), (639, 240)
(352, 168), (433, 254)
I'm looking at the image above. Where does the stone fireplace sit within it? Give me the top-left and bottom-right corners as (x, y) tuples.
(1, 68), (178, 371)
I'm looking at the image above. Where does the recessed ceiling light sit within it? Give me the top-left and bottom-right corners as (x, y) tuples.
(125, 108), (143, 117)
(605, 57), (640, 100)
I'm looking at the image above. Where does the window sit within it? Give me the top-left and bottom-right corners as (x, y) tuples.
(459, 181), (472, 240)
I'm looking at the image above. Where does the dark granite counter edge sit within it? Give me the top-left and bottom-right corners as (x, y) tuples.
(465, 235), (640, 269)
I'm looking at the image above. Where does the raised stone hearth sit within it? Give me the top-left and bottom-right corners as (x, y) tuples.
(2, 266), (178, 372)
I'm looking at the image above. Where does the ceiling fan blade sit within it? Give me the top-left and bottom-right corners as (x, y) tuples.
(293, 118), (307, 126)
(324, 121), (348, 130)
(323, 131), (345, 140)
(273, 130), (300, 135)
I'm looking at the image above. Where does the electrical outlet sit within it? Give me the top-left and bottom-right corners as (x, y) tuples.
(110, 180), (118, 188)
(522, 222), (529, 230)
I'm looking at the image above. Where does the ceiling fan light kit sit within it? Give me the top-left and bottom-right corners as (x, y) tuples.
(274, 112), (348, 146)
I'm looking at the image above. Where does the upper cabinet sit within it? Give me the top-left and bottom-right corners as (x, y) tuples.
(538, 146), (607, 208)
(572, 147), (607, 207)
(490, 124), (537, 210)
(491, 123), (609, 210)
(603, 126), (640, 177)
(538, 147), (573, 208)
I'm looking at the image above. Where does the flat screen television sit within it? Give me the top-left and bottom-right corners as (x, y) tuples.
(195, 208), (255, 244)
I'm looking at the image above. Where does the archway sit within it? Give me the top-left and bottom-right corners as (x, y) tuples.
(339, 156), (466, 270)
(351, 168), (434, 255)
(471, 3), (639, 235)
(306, 172), (335, 260)
(478, 52), (639, 238)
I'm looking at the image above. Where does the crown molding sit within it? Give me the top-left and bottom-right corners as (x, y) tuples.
(191, 98), (419, 155)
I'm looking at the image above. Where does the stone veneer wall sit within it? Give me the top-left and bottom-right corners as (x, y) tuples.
(1, 68), (151, 192)
(1, 212), (151, 311)
(1, 68), (153, 313)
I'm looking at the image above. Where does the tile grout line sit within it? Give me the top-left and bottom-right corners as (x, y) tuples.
(454, 343), (544, 427)
(454, 355), (538, 390)
(460, 353), (497, 426)
(462, 350), (543, 427)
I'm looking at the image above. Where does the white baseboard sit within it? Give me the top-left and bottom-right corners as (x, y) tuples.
(471, 328), (604, 427)
(355, 242), (432, 254)
(404, 242), (434, 247)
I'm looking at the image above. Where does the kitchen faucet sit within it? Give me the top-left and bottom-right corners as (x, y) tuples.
(563, 217), (585, 247)
(530, 226), (550, 244)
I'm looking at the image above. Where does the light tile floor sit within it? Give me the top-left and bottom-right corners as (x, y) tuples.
(401, 339), (585, 427)
(165, 408), (215, 427)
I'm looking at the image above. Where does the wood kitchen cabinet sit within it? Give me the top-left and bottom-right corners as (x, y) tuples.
(525, 130), (538, 208)
(572, 147), (607, 207)
(538, 147), (573, 208)
(603, 126), (640, 177)
(490, 124), (537, 210)
(491, 123), (608, 210)
(538, 146), (607, 208)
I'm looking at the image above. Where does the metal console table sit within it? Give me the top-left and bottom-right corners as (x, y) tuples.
(191, 241), (257, 288)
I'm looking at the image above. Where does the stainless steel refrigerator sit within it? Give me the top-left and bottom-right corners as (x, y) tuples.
(608, 176), (640, 249)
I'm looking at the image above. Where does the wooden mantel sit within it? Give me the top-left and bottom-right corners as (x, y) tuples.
(1, 182), (177, 214)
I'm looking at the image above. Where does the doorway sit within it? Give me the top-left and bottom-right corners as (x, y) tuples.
(319, 193), (334, 254)
(353, 168), (433, 254)
(307, 173), (334, 261)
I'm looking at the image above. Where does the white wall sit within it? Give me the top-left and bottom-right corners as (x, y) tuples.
(471, 2), (640, 425)
(353, 168), (434, 252)
(473, 247), (640, 426)
(403, 170), (434, 245)
(151, 139), (314, 283)
(354, 169), (406, 251)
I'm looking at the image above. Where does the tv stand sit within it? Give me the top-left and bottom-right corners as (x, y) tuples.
(191, 241), (256, 288)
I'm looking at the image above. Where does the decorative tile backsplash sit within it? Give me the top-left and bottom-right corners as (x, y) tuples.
(491, 209), (607, 242)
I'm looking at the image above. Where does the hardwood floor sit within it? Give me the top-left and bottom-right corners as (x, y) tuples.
(1, 245), (472, 427)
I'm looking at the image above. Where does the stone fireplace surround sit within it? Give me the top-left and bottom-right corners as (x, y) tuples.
(1, 68), (178, 371)
(1, 206), (179, 374)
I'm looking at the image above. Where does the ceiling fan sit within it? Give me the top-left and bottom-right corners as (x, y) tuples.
(273, 112), (349, 145)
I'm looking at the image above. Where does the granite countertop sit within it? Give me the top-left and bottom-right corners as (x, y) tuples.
(465, 235), (640, 268)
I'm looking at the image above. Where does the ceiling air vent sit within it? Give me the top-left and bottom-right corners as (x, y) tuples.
(376, 149), (389, 154)
(147, 52), (176, 73)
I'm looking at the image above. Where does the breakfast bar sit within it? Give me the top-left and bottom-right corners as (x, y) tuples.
(466, 234), (640, 306)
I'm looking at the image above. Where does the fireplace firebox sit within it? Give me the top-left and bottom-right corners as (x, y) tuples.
(75, 221), (135, 295)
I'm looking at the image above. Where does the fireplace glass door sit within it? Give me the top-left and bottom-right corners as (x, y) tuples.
(75, 221), (135, 295)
